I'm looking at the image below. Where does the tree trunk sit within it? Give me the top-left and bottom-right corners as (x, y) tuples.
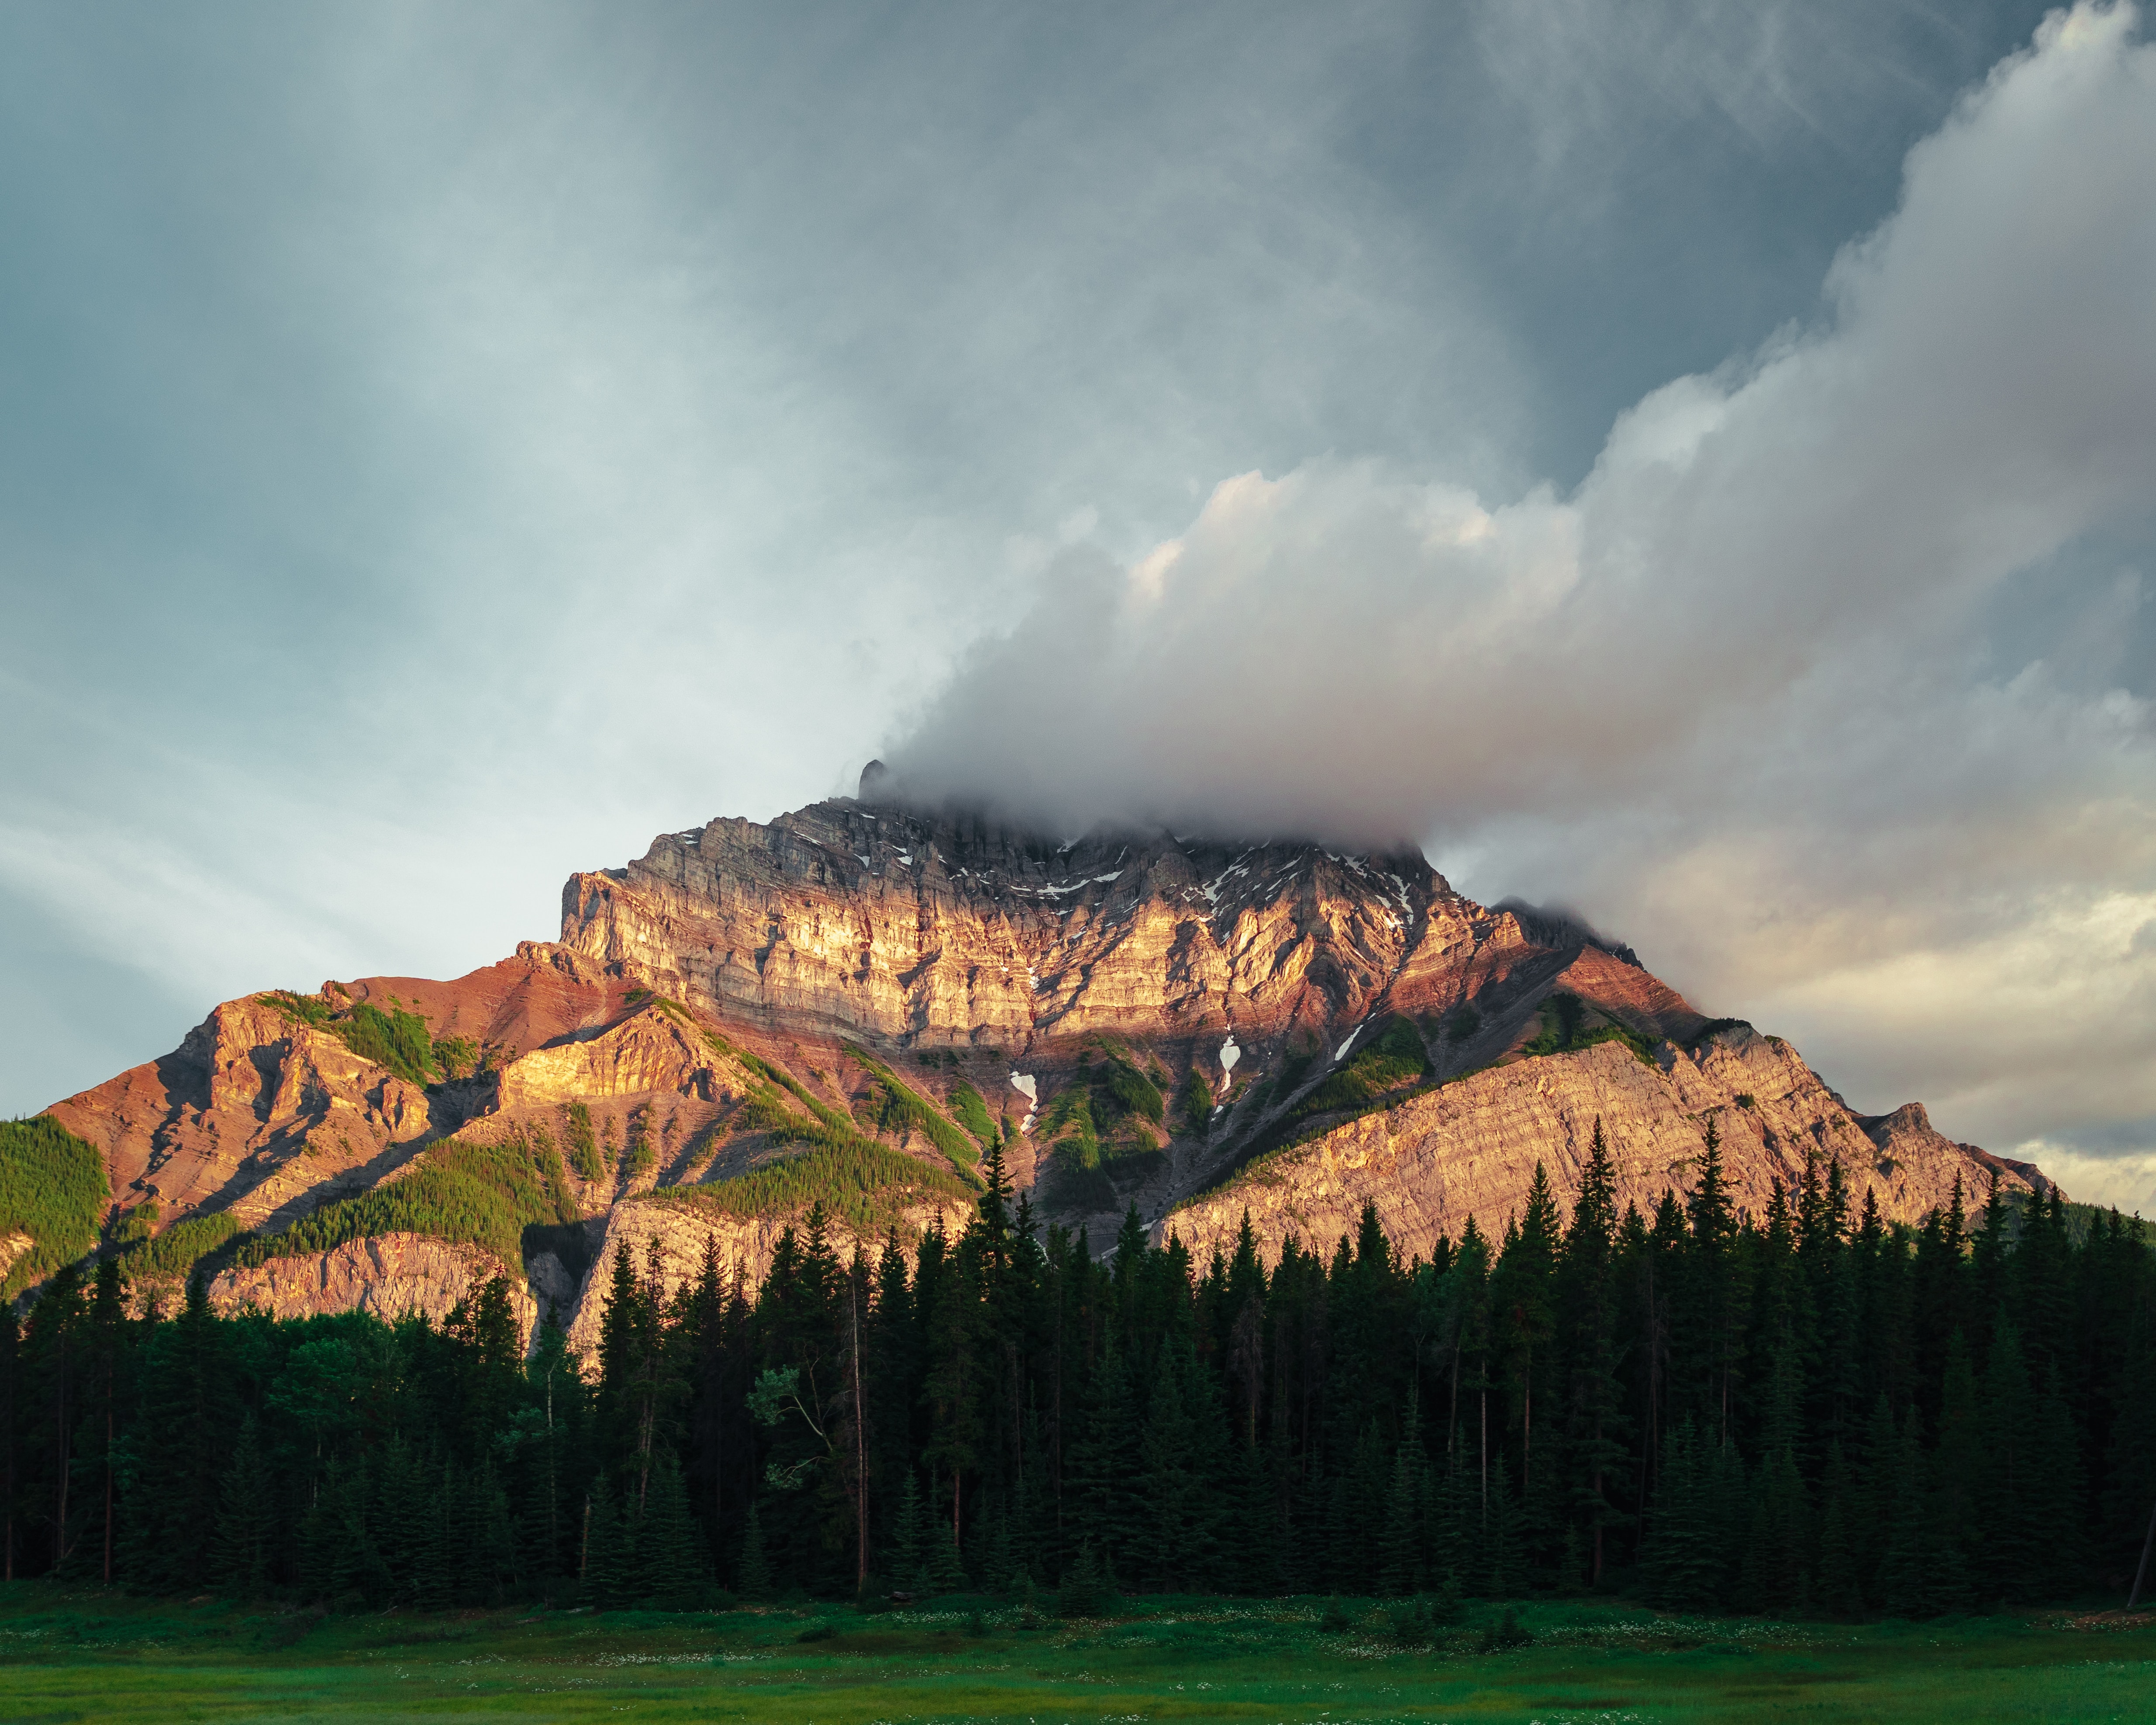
(52, 1340), (69, 1568)
(2130, 1494), (2156, 1610)
(852, 1283), (868, 1595)
(102, 1400), (114, 1585)
(1479, 1388), (1488, 1521)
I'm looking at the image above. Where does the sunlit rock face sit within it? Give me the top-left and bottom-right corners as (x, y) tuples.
(32, 789), (2053, 1356)
(205, 1234), (535, 1339)
(558, 797), (1463, 1052)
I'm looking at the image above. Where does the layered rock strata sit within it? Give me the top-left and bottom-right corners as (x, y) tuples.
(24, 787), (2056, 1359)
(205, 1234), (535, 1340)
(1169, 1028), (2050, 1268)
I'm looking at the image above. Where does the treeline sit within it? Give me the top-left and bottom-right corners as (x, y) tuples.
(1, 1125), (2152, 1617)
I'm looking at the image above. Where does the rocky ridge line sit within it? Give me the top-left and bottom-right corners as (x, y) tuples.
(26, 780), (2053, 1350)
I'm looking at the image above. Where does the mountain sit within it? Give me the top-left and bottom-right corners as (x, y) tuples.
(18, 772), (2054, 1343)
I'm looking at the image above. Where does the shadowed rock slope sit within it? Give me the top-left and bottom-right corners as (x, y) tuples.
(20, 782), (2053, 1349)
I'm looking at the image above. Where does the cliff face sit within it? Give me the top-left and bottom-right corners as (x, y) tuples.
(47, 993), (437, 1234)
(557, 801), (1476, 1053)
(1170, 1029), (2049, 1268)
(24, 788), (2055, 1357)
(205, 1234), (536, 1340)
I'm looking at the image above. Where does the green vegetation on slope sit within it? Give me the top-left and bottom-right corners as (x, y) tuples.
(1034, 1040), (1168, 1210)
(1180, 1019), (1441, 1204)
(431, 1033), (480, 1080)
(684, 1032), (979, 1227)
(1177, 1065), (1214, 1136)
(1038, 1039), (1165, 1173)
(118, 1211), (246, 1285)
(705, 1032), (854, 1134)
(948, 1080), (997, 1145)
(841, 1042), (981, 1178)
(0, 1114), (108, 1297)
(233, 1125), (580, 1271)
(113, 1199), (159, 1246)
(626, 1109), (656, 1180)
(658, 1132), (973, 1238)
(1522, 989), (1657, 1064)
(1290, 1014), (1431, 1120)
(261, 991), (441, 1087)
(563, 1101), (607, 1182)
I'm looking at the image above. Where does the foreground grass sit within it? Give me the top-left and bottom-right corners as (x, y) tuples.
(1, 1585), (2153, 1723)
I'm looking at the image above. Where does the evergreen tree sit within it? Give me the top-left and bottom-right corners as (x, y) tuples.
(0, 1090), (2147, 1622)
(117, 1275), (223, 1594)
(635, 1449), (709, 1608)
(583, 1477), (631, 1610)
(1132, 1352), (1204, 1591)
(1813, 1440), (1863, 1617)
(1642, 1418), (1721, 1611)
(1379, 1443), (1426, 1597)
(890, 1466), (930, 1590)
(1560, 1119), (1632, 1584)
(922, 1469), (970, 1594)
(735, 1494), (773, 1600)
(210, 1416), (274, 1597)
(1873, 1412), (1937, 1618)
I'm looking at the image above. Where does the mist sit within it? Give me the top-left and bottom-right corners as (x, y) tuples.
(890, 5), (2156, 1192)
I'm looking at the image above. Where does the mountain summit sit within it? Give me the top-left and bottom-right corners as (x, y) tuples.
(20, 793), (2052, 1346)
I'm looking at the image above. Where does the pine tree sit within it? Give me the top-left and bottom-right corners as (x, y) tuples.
(923, 1468), (970, 1595)
(1430, 1459), (1474, 1602)
(1133, 1353), (1204, 1590)
(1737, 1442), (1810, 1613)
(1560, 1118), (1632, 1585)
(1856, 1393), (1901, 1606)
(1642, 1417), (1721, 1611)
(1067, 1336), (1142, 1576)
(1492, 1164), (1559, 1502)
(1813, 1440), (1863, 1617)
(1929, 1332), (1983, 1611)
(584, 1477), (631, 1610)
(891, 1467), (930, 1590)
(116, 1275), (222, 1594)
(1483, 1459), (1526, 1600)
(465, 1459), (518, 1608)
(408, 1461), (454, 1612)
(2028, 1364), (2087, 1600)
(1056, 1538), (1114, 1617)
(210, 1416), (274, 1597)
(1379, 1445), (1425, 1597)
(1874, 1411), (1939, 1618)
(735, 1495), (773, 1601)
(1228, 1438), (1282, 1596)
(635, 1449), (709, 1608)
(1977, 1317), (2043, 1600)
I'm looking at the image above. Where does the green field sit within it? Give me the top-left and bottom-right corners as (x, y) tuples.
(3, 1587), (2152, 1722)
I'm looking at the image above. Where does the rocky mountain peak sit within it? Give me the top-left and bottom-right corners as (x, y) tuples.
(20, 790), (2056, 1348)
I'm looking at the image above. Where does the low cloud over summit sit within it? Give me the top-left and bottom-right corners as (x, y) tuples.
(891, 5), (2156, 1191)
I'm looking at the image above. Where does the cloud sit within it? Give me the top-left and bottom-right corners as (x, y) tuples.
(891, 4), (2156, 1156)
(2009, 1143), (2156, 1214)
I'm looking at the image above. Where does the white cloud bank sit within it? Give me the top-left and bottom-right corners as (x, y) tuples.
(892, 5), (2156, 1176)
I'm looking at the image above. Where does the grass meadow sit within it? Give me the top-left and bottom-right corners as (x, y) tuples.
(2, 1588), (2153, 1723)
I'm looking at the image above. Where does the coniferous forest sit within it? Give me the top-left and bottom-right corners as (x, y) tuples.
(4, 1123), (2154, 1619)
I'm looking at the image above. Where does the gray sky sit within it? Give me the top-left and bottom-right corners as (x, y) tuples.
(7, 2), (2153, 1208)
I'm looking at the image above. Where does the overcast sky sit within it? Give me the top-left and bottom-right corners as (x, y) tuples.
(6, 3), (2153, 1209)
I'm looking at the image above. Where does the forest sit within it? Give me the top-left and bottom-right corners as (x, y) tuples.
(2, 1121), (2152, 1620)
